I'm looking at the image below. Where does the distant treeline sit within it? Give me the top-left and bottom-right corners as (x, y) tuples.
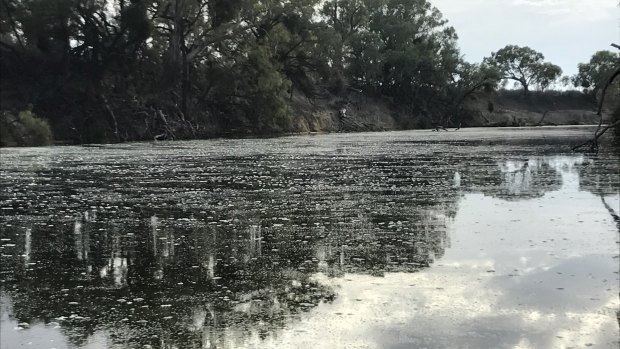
(0, 0), (618, 145)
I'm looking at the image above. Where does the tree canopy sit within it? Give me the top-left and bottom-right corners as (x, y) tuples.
(0, 0), (575, 144)
(484, 45), (562, 93)
(572, 50), (620, 92)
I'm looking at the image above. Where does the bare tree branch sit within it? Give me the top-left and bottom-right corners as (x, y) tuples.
(595, 66), (620, 117)
(572, 43), (620, 151)
(1, 0), (25, 49)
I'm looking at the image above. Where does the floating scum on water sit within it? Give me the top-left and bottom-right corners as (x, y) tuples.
(0, 127), (619, 349)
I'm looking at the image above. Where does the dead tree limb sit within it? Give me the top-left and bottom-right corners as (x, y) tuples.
(572, 120), (620, 151)
(446, 77), (500, 129)
(101, 95), (120, 142)
(536, 110), (549, 126)
(573, 45), (620, 151)
(155, 110), (176, 140)
(595, 66), (620, 117)
(1, 0), (25, 50)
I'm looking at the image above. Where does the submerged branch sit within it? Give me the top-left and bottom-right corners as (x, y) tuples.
(572, 120), (620, 151)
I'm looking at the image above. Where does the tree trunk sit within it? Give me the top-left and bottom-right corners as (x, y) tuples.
(169, 0), (184, 66)
(101, 94), (120, 142)
(168, 0), (188, 119)
(181, 49), (189, 120)
(522, 80), (529, 94)
(573, 61), (620, 151)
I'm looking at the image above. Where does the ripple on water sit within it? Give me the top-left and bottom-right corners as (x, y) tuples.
(0, 127), (618, 349)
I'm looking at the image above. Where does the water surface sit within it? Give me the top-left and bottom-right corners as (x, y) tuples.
(1, 127), (618, 348)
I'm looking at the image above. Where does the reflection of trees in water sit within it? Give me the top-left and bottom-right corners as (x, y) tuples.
(313, 209), (451, 277)
(3, 151), (613, 348)
(576, 154), (620, 232)
(459, 157), (588, 201)
(0, 214), (337, 348)
(1, 193), (455, 348)
(576, 155), (620, 197)
(0, 154), (456, 348)
(499, 160), (560, 198)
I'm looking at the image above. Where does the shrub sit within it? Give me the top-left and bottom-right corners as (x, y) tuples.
(18, 110), (53, 146)
(0, 109), (53, 147)
(0, 118), (17, 146)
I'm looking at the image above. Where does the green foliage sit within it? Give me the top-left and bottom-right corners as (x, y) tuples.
(572, 50), (620, 92)
(242, 46), (292, 132)
(454, 62), (502, 93)
(0, 114), (18, 146)
(495, 89), (595, 113)
(0, 0), (521, 138)
(19, 0), (74, 53)
(484, 45), (562, 92)
(0, 109), (53, 147)
(18, 110), (53, 145)
(0, 0), (601, 142)
(121, 1), (153, 44)
(210, 0), (243, 27)
(317, 0), (464, 118)
(537, 62), (563, 91)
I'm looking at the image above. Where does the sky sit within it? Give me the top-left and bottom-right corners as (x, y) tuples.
(429, 0), (619, 77)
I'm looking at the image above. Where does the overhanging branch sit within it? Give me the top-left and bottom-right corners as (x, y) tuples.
(573, 43), (620, 151)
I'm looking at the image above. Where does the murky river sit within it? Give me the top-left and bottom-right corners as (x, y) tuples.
(1, 127), (618, 349)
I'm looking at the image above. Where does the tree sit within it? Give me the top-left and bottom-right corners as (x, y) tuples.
(152, 0), (247, 120)
(195, 0), (325, 132)
(484, 45), (561, 93)
(572, 46), (620, 151)
(319, 0), (370, 90)
(536, 62), (563, 91)
(572, 50), (620, 92)
(3, 0), (591, 144)
(240, 45), (292, 132)
(444, 62), (501, 126)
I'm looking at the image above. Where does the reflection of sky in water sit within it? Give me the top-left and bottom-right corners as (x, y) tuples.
(1, 129), (619, 349)
(246, 157), (619, 349)
(499, 156), (582, 195)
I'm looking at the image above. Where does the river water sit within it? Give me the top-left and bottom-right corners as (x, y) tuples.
(1, 127), (618, 349)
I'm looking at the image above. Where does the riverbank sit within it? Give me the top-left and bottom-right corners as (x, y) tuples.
(0, 90), (611, 147)
(287, 89), (606, 133)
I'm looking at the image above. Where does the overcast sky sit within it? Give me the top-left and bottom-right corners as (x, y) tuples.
(430, 0), (619, 76)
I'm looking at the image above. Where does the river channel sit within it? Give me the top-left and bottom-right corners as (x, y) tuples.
(1, 127), (618, 348)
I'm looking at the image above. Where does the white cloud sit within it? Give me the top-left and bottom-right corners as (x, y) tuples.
(430, 0), (620, 75)
(511, 0), (617, 21)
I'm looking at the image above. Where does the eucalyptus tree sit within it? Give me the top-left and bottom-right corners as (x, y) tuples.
(442, 61), (501, 126)
(4, 0), (571, 142)
(149, 0), (246, 120)
(572, 50), (620, 92)
(319, 0), (369, 91)
(484, 45), (562, 93)
(0, 0), (154, 138)
(320, 0), (462, 116)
